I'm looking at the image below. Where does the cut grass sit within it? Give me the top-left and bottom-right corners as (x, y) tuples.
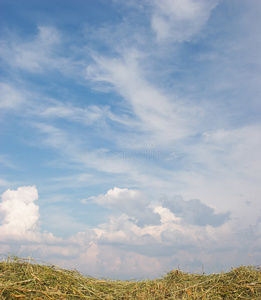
(0, 256), (260, 299)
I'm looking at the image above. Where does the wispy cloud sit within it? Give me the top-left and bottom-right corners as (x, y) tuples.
(0, 83), (26, 110)
(1, 27), (60, 73)
(86, 50), (201, 143)
(151, 0), (218, 42)
(0, 179), (11, 188)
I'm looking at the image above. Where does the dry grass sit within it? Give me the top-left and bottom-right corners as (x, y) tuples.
(0, 256), (261, 299)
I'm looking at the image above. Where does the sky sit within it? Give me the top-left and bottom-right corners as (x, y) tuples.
(0, 0), (261, 280)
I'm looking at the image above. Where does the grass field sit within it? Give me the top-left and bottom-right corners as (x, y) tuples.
(0, 256), (260, 299)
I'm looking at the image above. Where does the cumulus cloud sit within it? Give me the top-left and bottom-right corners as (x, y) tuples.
(89, 188), (231, 231)
(151, 0), (218, 42)
(90, 187), (160, 226)
(162, 195), (231, 227)
(85, 188), (231, 256)
(0, 186), (40, 239)
(0, 185), (259, 279)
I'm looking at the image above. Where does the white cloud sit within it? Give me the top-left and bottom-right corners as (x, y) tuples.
(154, 206), (182, 224)
(13, 27), (60, 73)
(0, 83), (25, 110)
(71, 186), (258, 277)
(87, 187), (231, 253)
(90, 187), (160, 226)
(0, 186), (40, 239)
(151, 0), (219, 42)
(31, 122), (71, 151)
(0, 185), (260, 279)
(0, 154), (16, 169)
(162, 195), (230, 227)
(30, 121), (146, 178)
(0, 186), (64, 259)
(92, 187), (146, 208)
(201, 125), (261, 176)
(0, 26), (81, 77)
(86, 51), (199, 143)
(36, 98), (108, 126)
(0, 179), (11, 188)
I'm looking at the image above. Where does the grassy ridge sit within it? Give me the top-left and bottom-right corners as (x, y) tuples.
(0, 256), (261, 299)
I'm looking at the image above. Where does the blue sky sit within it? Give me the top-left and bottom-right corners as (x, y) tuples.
(0, 0), (261, 279)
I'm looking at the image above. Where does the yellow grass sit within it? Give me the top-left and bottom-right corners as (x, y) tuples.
(0, 255), (260, 299)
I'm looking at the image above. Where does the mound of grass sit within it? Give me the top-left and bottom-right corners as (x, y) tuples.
(0, 256), (260, 299)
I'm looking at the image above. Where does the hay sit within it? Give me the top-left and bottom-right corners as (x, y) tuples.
(0, 255), (260, 299)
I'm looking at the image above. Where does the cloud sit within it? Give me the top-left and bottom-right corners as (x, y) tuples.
(0, 154), (16, 169)
(86, 188), (231, 255)
(162, 195), (231, 227)
(90, 187), (160, 226)
(0, 185), (260, 279)
(0, 0), (261, 280)
(151, 0), (218, 42)
(86, 50), (199, 142)
(0, 26), (81, 78)
(0, 83), (25, 110)
(0, 179), (11, 188)
(0, 186), (40, 239)
(8, 27), (60, 73)
(31, 122), (71, 151)
(38, 99), (107, 125)
(201, 125), (261, 174)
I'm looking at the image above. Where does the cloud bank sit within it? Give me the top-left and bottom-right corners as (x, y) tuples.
(1, 186), (260, 279)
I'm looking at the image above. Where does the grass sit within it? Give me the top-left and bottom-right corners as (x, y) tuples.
(0, 256), (261, 299)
